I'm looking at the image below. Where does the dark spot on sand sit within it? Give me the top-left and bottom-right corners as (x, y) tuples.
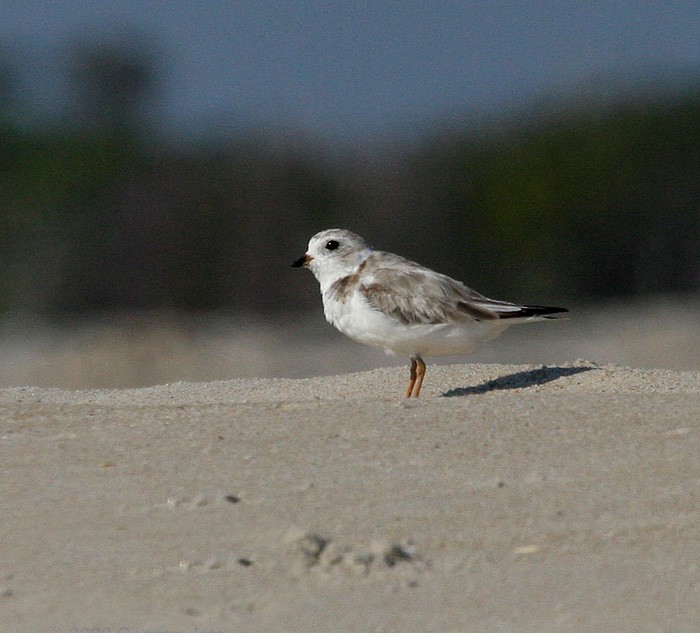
(299, 533), (330, 566)
(384, 544), (414, 567)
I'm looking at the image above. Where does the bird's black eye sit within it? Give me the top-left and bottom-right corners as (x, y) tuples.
(325, 240), (339, 251)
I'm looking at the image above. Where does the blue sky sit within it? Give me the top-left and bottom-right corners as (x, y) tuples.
(2, 1), (700, 144)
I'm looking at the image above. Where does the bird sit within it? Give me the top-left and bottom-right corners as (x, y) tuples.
(292, 229), (567, 397)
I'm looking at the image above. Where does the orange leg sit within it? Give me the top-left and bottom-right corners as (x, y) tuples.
(406, 356), (426, 398)
(412, 356), (426, 398)
(405, 357), (417, 398)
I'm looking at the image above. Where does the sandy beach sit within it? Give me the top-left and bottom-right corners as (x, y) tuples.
(2, 359), (699, 632)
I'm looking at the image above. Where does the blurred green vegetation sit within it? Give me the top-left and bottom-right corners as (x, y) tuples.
(406, 96), (700, 300)
(0, 40), (698, 317)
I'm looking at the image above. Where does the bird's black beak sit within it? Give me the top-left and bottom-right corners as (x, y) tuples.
(291, 254), (312, 268)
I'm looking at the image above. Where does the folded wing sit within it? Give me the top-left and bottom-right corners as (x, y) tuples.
(359, 252), (567, 325)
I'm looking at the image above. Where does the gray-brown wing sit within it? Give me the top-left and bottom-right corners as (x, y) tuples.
(358, 252), (500, 325)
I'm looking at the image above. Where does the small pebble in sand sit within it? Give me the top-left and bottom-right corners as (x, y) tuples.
(513, 544), (542, 555)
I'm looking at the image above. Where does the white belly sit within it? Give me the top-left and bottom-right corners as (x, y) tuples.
(322, 289), (510, 358)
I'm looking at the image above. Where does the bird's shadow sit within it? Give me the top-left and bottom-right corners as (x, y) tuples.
(442, 365), (597, 397)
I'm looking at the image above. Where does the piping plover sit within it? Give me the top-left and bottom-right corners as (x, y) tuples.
(292, 229), (568, 397)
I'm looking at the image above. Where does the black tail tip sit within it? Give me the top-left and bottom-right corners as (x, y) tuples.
(500, 305), (568, 319)
(539, 306), (569, 318)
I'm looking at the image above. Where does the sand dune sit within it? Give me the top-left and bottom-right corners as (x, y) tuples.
(2, 361), (699, 632)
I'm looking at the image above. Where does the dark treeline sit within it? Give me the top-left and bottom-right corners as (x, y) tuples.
(1, 41), (699, 317)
